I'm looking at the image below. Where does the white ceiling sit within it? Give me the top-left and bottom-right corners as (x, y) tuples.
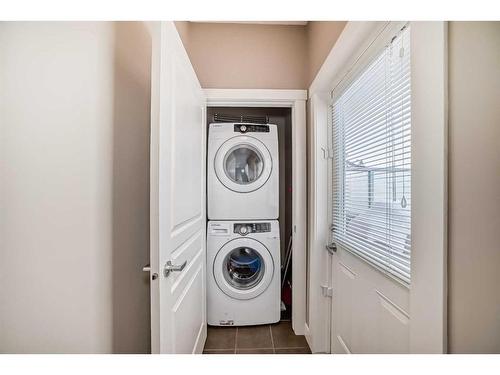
(190, 21), (308, 26)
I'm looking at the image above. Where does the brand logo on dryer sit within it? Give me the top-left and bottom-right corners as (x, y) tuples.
(209, 222), (231, 235)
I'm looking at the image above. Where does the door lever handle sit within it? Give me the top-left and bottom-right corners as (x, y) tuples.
(163, 260), (187, 278)
(325, 243), (337, 254)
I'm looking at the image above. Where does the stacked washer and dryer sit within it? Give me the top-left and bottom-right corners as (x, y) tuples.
(207, 122), (281, 326)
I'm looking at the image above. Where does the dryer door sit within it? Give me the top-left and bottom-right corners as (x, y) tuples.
(213, 238), (274, 300)
(214, 135), (273, 193)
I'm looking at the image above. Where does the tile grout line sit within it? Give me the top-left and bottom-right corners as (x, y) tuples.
(275, 346), (309, 350)
(204, 322), (310, 354)
(269, 325), (276, 354)
(206, 346), (308, 352)
(234, 327), (238, 354)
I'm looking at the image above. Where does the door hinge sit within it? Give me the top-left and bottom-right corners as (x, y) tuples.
(321, 285), (333, 298)
(321, 147), (334, 159)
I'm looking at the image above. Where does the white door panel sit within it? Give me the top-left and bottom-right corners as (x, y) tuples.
(170, 52), (203, 229)
(332, 260), (355, 354)
(331, 247), (409, 354)
(171, 262), (205, 353)
(149, 21), (206, 354)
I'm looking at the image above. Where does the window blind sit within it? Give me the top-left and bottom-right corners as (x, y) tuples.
(331, 25), (411, 284)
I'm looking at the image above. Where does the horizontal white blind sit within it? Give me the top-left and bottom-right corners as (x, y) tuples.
(331, 25), (411, 284)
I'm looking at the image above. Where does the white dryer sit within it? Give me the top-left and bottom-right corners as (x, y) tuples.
(208, 123), (279, 220)
(207, 220), (280, 326)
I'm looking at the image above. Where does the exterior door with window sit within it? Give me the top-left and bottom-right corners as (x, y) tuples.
(329, 24), (412, 354)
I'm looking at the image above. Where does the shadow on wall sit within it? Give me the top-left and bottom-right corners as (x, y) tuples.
(111, 21), (152, 354)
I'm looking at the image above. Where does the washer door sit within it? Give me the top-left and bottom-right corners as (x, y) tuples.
(213, 238), (274, 300)
(214, 136), (273, 193)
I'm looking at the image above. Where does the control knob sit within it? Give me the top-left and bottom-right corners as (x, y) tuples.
(239, 225), (250, 235)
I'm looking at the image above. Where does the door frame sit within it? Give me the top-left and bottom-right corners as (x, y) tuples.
(205, 88), (308, 335)
(308, 21), (448, 353)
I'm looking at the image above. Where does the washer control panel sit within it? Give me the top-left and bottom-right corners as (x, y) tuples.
(234, 222), (271, 235)
(234, 124), (270, 133)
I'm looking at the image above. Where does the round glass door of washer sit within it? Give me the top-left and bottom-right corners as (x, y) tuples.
(214, 238), (274, 300)
(223, 247), (265, 289)
(214, 136), (273, 193)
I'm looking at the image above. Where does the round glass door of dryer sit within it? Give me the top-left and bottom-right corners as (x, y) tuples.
(224, 145), (264, 185)
(213, 238), (274, 300)
(214, 136), (273, 193)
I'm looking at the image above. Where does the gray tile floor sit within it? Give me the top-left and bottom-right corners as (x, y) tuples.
(203, 320), (311, 354)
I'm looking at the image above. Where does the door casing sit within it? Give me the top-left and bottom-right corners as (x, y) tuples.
(205, 89), (308, 336)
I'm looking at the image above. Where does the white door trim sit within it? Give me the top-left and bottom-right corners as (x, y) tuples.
(306, 92), (332, 353)
(309, 21), (447, 353)
(204, 89), (307, 103)
(205, 88), (308, 335)
(409, 21), (448, 353)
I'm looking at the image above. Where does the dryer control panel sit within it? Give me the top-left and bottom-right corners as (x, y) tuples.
(234, 222), (271, 236)
(234, 124), (270, 133)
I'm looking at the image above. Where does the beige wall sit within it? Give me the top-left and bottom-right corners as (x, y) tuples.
(174, 21), (191, 49)
(0, 21), (151, 353)
(178, 22), (308, 89)
(175, 21), (345, 89)
(110, 21), (152, 354)
(307, 21), (346, 86)
(448, 21), (500, 353)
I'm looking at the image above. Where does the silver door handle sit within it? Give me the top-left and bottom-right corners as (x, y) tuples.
(325, 243), (337, 254)
(163, 260), (187, 277)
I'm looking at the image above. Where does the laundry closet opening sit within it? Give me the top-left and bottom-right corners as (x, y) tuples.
(206, 106), (294, 320)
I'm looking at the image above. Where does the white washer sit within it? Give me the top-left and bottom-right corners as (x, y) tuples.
(208, 123), (279, 220)
(207, 220), (280, 326)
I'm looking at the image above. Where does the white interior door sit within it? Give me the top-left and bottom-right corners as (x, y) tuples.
(148, 21), (207, 354)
